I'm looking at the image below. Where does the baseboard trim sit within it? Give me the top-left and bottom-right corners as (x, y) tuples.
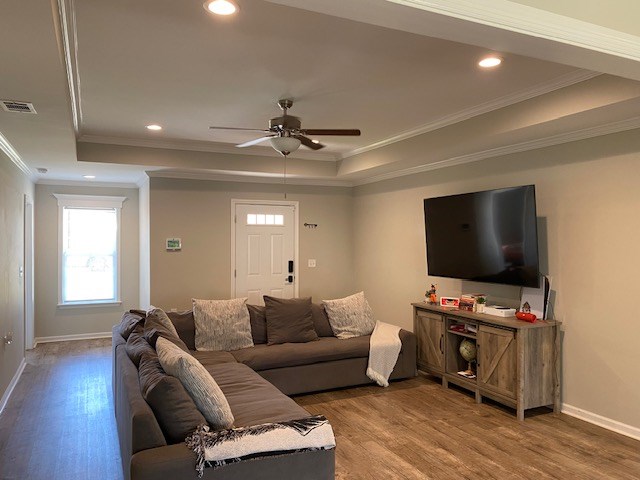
(33, 331), (112, 347)
(0, 357), (27, 416)
(562, 403), (640, 441)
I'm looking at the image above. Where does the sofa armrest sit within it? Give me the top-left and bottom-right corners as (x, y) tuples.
(394, 329), (417, 378)
(131, 443), (335, 480)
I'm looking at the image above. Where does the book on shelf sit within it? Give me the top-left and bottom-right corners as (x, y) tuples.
(457, 370), (476, 379)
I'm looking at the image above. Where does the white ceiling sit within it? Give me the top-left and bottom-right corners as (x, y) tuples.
(1, 0), (640, 186)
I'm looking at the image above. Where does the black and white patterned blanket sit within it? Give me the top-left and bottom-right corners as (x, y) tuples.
(185, 415), (336, 477)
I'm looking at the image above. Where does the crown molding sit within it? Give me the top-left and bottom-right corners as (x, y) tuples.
(354, 116), (640, 186)
(343, 70), (601, 158)
(36, 179), (139, 189)
(0, 132), (33, 179)
(78, 135), (338, 162)
(147, 169), (353, 187)
(56, 0), (81, 134)
(387, 0), (640, 61)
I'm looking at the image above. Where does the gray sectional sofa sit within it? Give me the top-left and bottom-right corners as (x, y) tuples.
(113, 304), (417, 480)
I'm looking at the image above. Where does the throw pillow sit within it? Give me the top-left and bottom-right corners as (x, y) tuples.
(311, 303), (334, 337)
(138, 353), (207, 444)
(322, 291), (376, 339)
(116, 311), (146, 340)
(144, 307), (190, 353)
(247, 304), (267, 345)
(264, 296), (318, 345)
(156, 337), (234, 430)
(167, 310), (196, 351)
(125, 325), (155, 367)
(192, 298), (253, 351)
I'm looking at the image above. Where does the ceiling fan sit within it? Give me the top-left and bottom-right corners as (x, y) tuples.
(209, 99), (361, 155)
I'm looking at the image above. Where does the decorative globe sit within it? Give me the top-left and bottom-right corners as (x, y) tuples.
(459, 339), (477, 362)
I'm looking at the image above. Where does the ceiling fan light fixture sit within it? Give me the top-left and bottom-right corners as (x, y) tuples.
(204, 0), (238, 16)
(270, 136), (301, 155)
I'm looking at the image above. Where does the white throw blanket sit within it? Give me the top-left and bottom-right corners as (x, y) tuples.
(367, 321), (402, 387)
(185, 416), (335, 477)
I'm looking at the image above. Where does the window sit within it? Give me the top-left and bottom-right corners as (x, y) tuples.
(54, 194), (126, 306)
(246, 213), (284, 226)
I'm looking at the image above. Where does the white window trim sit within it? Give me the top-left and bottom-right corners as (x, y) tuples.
(54, 194), (127, 307)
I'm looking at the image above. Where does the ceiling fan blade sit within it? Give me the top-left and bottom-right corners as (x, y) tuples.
(236, 136), (275, 148)
(300, 129), (361, 136)
(295, 135), (325, 150)
(209, 126), (271, 133)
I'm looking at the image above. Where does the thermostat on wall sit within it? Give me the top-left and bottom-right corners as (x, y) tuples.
(166, 238), (182, 251)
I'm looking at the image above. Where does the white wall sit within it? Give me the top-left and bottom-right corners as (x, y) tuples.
(148, 177), (354, 310)
(0, 152), (33, 405)
(34, 184), (140, 338)
(353, 128), (640, 430)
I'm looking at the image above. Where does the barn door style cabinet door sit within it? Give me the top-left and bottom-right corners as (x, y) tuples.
(412, 303), (560, 421)
(414, 309), (444, 375)
(477, 325), (517, 400)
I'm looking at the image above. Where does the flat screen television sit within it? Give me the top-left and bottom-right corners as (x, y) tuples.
(424, 185), (540, 288)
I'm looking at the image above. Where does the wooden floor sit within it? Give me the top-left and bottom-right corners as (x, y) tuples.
(1, 340), (638, 480)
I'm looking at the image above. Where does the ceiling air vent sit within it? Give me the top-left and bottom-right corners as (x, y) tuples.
(1, 100), (37, 114)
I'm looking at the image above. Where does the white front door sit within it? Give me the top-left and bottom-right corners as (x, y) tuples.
(233, 201), (298, 305)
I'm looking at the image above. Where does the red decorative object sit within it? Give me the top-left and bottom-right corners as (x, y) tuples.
(516, 311), (537, 323)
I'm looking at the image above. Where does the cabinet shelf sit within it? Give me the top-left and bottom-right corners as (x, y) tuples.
(447, 329), (476, 339)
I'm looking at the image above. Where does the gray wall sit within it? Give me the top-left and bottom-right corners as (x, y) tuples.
(353, 128), (640, 430)
(0, 153), (33, 404)
(148, 177), (354, 310)
(34, 184), (140, 338)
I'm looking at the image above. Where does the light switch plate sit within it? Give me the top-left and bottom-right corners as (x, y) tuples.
(308, 259), (316, 268)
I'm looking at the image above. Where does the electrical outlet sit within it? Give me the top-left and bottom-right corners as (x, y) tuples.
(308, 259), (316, 268)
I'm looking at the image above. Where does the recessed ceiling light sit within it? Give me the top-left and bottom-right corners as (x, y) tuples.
(146, 124), (162, 131)
(311, 139), (320, 144)
(83, 175), (96, 179)
(478, 56), (502, 68)
(203, 0), (238, 16)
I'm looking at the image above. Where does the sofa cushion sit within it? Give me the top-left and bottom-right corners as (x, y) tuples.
(125, 326), (155, 367)
(167, 310), (196, 350)
(191, 350), (238, 368)
(247, 304), (267, 345)
(144, 308), (190, 353)
(230, 335), (371, 371)
(311, 303), (334, 337)
(193, 298), (254, 351)
(138, 353), (207, 444)
(156, 337), (234, 430)
(116, 311), (146, 340)
(322, 292), (376, 339)
(264, 296), (318, 345)
(205, 362), (310, 427)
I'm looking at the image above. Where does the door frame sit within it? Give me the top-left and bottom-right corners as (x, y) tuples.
(230, 199), (299, 299)
(24, 194), (34, 350)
